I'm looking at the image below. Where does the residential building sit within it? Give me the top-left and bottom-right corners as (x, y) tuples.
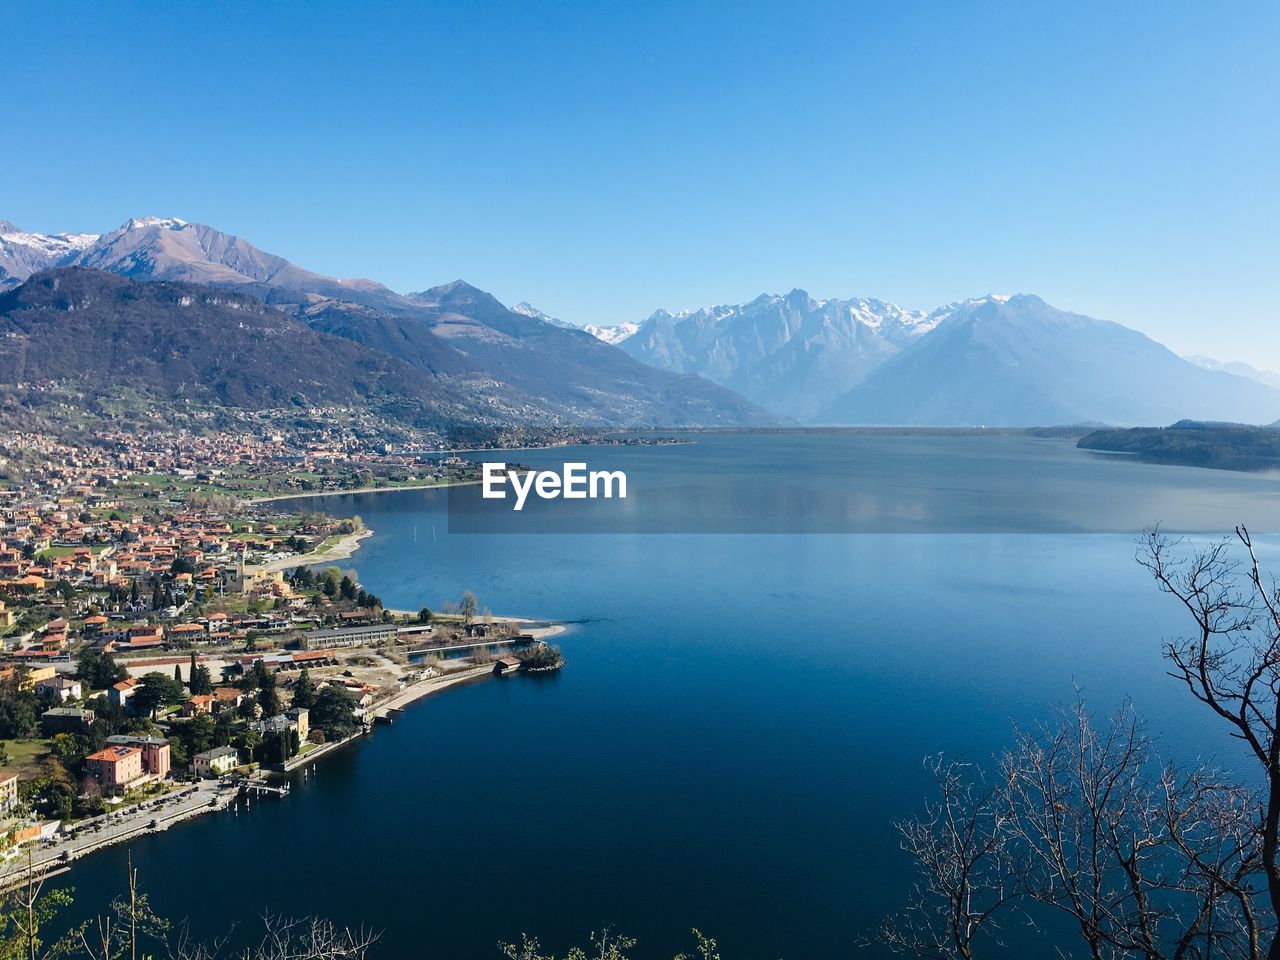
(192, 745), (238, 778)
(41, 707), (95, 736)
(285, 706), (309, 740)
(108, 677), (138, 710)
(15, 666), (57, 690)
(182, 695), (215, 716)
(35, 675), (82, 702)
(85, 745), (145, 793)
(105, 734), (171, 779)
(212, 686), (244, 711)
(0, 771), (18, 815)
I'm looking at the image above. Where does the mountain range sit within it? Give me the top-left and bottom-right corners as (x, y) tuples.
(589, 292), (1280, 426)
(0, 218), (773, 430)
(614, 290), (939, 420)
(3, 215), (1276, 430)
(814, 294), (1280, 426)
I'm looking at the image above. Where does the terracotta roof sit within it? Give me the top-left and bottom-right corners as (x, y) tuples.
(86, 745), (140, 763)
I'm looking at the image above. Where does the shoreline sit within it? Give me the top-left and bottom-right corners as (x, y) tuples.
(251, 527), (374, 574)
(6, 652), (554, 886)
(1, 780), (237, 891)
(0, 487), (571, 885)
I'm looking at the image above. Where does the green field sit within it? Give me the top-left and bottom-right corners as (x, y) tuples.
(0, 739), (52, 779)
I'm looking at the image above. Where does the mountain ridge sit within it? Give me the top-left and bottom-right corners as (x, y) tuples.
(0, 267), (477, 427)
(816, 294), (1280, 426)
(6, 216), (1275, 429)
(0, 217), (777, 429)
(614, 288), (940, 419)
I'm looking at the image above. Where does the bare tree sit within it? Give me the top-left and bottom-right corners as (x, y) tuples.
(880, 758), (1021, 960)
(172, 915), (380, 960)
(67, 853), (169, 960)
(882, 700), (1267, 959)
(1006, 701), (1264, 960)
(1140, 525), (1280, 959)
(460, 591), (478, 624)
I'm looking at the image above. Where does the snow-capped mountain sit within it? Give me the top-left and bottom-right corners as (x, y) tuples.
(510, 301), (578, 329)
(9, 214), (1277, 429)
(816, 294), (1280, 426)
(70, 216), (394, 308)
(512, 302), (641, 347)
(0, 220), (99, 287)
(0, 214), (776, 429)
(617, 288), (1280, 425)
(584, 321), (640, 345)
(618, 289), (939, 419)
(0, 216), (393, 310)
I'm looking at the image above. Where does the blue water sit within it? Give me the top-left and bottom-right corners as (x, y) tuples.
(57, 434), (1280, 958)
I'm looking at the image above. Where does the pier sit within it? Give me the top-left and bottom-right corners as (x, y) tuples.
(243, 781), (291, 798)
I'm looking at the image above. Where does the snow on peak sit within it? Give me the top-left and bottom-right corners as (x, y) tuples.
(584, 321), (640, 345)
(511, 301), (579, 330)
(124, 216), (189, 231)
(511, 301), (553, 322)
(0, 222), (101, 282)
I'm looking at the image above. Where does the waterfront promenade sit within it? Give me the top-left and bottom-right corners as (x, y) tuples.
(0, 779), (236, 891)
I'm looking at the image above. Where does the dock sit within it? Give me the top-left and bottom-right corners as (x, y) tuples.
(243, 781), (290, 798)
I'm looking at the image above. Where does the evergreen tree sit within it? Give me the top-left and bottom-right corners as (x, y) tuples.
(190, 663), (214, 696)
(292, 668), (317, 709)
(311, 686), (359, 740)
(98, 651), (127, 688)
(214, 711), (233, 747)
(258, 670), (281, 717)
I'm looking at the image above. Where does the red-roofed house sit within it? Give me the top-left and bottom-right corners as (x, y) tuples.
(85, 745), (145, 793)
(109, 677), (138, 709)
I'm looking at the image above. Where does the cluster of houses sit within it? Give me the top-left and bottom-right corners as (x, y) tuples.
(0, 426), (490, 843)
(38, 692), (319, 797)
(0, 507), (339, 612)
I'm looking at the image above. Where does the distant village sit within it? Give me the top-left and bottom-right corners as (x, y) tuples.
(0, 426), (557, 870)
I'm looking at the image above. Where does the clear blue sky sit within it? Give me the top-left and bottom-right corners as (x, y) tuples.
(6, 1), (1278, 365)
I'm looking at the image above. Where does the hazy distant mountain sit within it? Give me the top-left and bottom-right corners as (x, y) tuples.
(619, 289), (938, 419)
(816, 295), (1280, 427)
(0, 220), (98, 287)
(1186, 355), (1280, 390)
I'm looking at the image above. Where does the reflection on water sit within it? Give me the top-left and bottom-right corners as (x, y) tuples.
(447, 433), (1280, 532)
(55, 434), (1280, 959)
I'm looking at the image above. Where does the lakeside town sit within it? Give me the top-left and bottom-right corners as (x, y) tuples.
(0, 425), (565, 887)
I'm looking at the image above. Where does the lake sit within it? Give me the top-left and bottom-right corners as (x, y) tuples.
(56, 432), (1280, 958)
